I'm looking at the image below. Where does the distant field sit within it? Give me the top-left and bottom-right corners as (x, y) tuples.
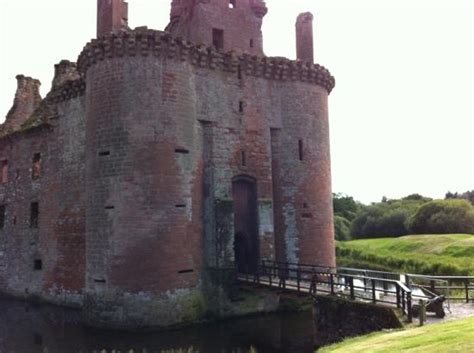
(336, 234), (474, 275)
(318, 316), (474, 353)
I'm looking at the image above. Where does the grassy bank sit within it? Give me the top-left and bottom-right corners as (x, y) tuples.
(318, 316), (474, 353)
(336, 234), (474, 275)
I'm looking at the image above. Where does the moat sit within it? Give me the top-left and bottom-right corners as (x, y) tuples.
(0, 297), (322, 353)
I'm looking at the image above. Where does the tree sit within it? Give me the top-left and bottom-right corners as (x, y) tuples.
(333, 193), (361, 221)
(407, 199), (474, 234)
(351, 197), (430, 239)
(334, 215), (351, 241)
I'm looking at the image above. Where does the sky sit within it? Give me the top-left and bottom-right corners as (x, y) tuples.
(0, 0), (472, 204)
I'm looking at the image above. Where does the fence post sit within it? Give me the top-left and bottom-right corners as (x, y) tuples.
(430, 280), (436, 293)
(396, 285), (401, 308)
(402, 289), (406, 312)
(330, 274), (335, 295)
(350, 277), (355, 300)
(419, 299), (426, 327)
(296, 267), (301, 293)
(269, 266), (273, 287)
(407, 292), (413, 323)
(372, 279), (377, 304)
(465, 279), (469, 303)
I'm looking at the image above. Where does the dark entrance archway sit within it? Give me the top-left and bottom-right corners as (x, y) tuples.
(232, 176), (259, 274)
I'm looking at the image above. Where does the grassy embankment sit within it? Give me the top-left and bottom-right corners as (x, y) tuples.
(336, 234), (474, 275)
(318, 316), (474, 353)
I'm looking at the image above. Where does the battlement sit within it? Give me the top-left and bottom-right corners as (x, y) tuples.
(77, 28), (335, 93)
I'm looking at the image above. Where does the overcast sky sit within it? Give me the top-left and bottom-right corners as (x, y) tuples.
(0, 0), (472, 204)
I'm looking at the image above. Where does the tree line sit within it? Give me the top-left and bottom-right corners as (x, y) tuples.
(334, 191), (474, 240)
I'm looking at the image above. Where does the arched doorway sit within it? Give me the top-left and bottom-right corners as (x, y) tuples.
(232, 176), (259, 274)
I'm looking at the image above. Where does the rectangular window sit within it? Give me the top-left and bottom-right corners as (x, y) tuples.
(241, 151), (246, 167)
(250, 39), (254, 48)
(0, 205), (5, 229)
(298, 140), (304, 161)
(30, 202), (39, 228)
(34, 259), (42, 271)
(32, 153), (41, 180)
(212, 28), (224, 50)
(239, 101), (244, 113)
(0, 160), (8, 184)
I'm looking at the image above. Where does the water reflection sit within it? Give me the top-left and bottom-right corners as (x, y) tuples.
(0, 297), (317, 353)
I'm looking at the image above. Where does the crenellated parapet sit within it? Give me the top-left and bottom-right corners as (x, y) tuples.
(48, 77), (86, 103)
(77, 28), (335, 93)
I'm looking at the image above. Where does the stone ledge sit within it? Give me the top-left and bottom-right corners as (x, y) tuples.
(77, 28), (335, 93)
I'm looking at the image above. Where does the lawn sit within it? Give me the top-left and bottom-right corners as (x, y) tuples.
(336, 234), (474, 275)
(318, 316), (474, 353)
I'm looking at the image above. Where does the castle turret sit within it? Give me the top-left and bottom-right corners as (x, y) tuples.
(97, 0), (128, 37)
(52, 60), (81, 88)
(296, 12), (314, 63)
(3, 75), (41, 131)
(167, 0), (267, 55)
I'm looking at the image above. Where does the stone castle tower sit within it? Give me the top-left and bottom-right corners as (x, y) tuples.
(0, 0), (335, 329)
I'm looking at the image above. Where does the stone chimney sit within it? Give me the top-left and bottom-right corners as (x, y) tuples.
(97, 0), (129, 37)
(3, 75), (42, 131)
(52, 60), (81, 88)
(296, 12), (314, 63)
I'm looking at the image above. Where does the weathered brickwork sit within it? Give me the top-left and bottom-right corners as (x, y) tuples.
(0, 0), (335, 329)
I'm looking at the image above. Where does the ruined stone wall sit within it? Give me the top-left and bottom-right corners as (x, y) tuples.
(0, 92), (86, 306)
(168, 0), (267, 55)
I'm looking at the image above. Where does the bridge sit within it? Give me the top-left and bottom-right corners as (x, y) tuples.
(237, 261), (474, 323)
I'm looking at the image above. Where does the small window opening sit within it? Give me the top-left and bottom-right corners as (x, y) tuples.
(94, 278), (106, 283)
(0, 205), (5, 229)
(32, 153), (41, 180)
(13, 216), (17, 225)
(212, 28), (224, 50)
(175, 148), (190, 154)
(99, 151), (110, 156)
(229, 0), (236, 8)
(34, 259), (42, 271)
(175, 204), (186, 208)
(239, 101), (244, 113)
(178, 269), (194, 274)
(105, 205), (115, 210)
(250, 39), (254, 48)
(30, 202), (39, 228)
(0, 160), (8, 184)
(241, 151), (246, 167)
(298, 140), (304, 161)
(237, 65), (242, 79)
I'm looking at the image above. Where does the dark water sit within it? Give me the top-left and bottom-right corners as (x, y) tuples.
(0, 297), (322, 353)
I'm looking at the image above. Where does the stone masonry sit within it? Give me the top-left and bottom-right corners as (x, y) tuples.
(0, 0), (336, 329)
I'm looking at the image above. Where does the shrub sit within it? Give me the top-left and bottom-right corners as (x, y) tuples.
(351, 199), (428, 239)
(334, 215), (351, 241)
(407, 199), (474, 235)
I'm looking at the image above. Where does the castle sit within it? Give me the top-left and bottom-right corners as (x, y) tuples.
(0, 0), (335, 329)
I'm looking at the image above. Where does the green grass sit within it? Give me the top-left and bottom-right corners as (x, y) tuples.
(337, 234), (474, 275)
(318, 316), (474, 353)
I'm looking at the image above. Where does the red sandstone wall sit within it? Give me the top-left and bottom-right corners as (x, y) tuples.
(272, 82), (335, 267)
(0, 94), (86, 304)
(84, 57), (204, 295)
(168, 0), (266, 55)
